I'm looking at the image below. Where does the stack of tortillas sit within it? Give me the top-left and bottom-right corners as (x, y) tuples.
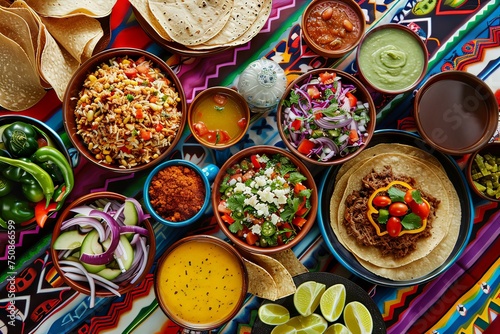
(130, 0), (272, 50)
(0, 0), (116, 111)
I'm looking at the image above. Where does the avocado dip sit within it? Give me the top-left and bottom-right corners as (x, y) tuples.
(358, 26), (426, 92)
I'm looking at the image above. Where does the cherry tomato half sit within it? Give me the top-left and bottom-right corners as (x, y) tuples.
(193, 121), (208, 136)
(387, 217), (402, 237)
(388, 202), (408, 217)
(213, 94), (227, 106)
(411, 201), (430, 220)
(372, 195), (391, 207)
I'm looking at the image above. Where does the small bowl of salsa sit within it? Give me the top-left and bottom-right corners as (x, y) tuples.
(301, 0), (365, 58)
(188, 86), (250, 149)
(154, 235), (247, 331)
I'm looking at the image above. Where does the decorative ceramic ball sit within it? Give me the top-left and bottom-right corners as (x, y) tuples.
(237, 58), (287, 114)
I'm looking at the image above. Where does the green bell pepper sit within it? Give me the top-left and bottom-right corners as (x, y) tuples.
(0, 176), (13, 197)
(0, 156), (54, 207)
(2, 157), (30, 182)
(0, 148), (12, 169)
(2, 121), (39, 158)
(1, 194), (35, 223)
(20, 174), (45, 203)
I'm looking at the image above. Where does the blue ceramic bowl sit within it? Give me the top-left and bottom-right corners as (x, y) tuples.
(143, 159), (219, 227)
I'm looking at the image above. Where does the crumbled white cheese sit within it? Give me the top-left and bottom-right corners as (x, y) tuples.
(244, 194), (258, 207)
(258, 187), (275, 203)
(271, 213), (281, 225)
(234, 182), (247, 193)
(250, 224), (262, 235)
(255, 203), (269, 217)
(254, 175), (267, 187)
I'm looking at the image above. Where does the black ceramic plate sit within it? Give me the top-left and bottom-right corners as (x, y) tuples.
(317, 129), (474, 287)
(252, 272), (386, 333)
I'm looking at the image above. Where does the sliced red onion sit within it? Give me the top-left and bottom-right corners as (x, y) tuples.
(313, 137), (339, 161)
(61, 216), (106, 242)
(119, 225), (149, 236)
(80, 210), (120, 265)
(131, 237), (149, 284)
(314, 116), (352, 129)
(59, 260), (96, 308)
(113, 238), (144, 283)
(69, 205), (95, 216)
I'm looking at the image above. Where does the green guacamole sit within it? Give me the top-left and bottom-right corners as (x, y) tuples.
(358, 28), (426, 92)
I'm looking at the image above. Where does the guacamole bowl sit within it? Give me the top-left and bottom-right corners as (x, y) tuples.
(356, 24), (428, 94)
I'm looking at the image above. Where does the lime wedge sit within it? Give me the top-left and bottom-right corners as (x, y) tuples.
(271, 324), (297, 334)
(320, 283), (346, 322)
(325, 323), (351, 334)
(344, 301), (373, 334)
(258, 303), (290, 325)
(286, 314), (328, 334)
(293, 281), (326, 317)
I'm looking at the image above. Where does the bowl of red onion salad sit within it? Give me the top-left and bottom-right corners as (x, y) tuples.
(277, 68), (376, 166)
(50, 192), (155, 307)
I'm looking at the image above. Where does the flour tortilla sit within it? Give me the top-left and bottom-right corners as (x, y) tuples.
(222, 0), (271, 46)
(24, 0), (118, 18)
(332, 153), (456, 269)
(189, 0), (270, 48)
(0, 32), (46, 111)
(148, 0), (233, 45)
(129, 0), (173, 41)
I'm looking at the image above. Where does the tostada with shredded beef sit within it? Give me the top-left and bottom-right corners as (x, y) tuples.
(330, 145), (461, 281)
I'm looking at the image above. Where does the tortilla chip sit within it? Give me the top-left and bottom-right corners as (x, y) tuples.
(39, 27), (80, 100)
(24, 0), (118, 18)
(129, 0), (173, 42)
(269, 249), (309, 277)
(243, 258), (278, 301)
(0, 32), (46, 111)
(40, 15), (103, 63)
(241, 251), (296, 298)
(148, 0), (232, 45)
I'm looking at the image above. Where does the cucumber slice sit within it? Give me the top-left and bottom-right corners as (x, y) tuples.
(53, 230), (86, 250)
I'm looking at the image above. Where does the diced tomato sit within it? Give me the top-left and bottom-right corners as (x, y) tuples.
(294, 183), (307, 195)
(213, 94), (227, 106)
(136, 109), (144, 119)
(292, 216), (307, 228)
(314, 112), (323, 120)
(136, 63), (149, 74)
(319, 71), (336, 84)
(155, 124), (164, 132)
(204, 130), (217, 143)
(246, 232), (259, 245)
(307, 86), (321, 99)
(346, 92), (357, 107)
(250, 155), (261, 169)
(291, 119), (302, 131)
(221, 213), (235, 224)
(282, 222), (293, 239)
(297, 139), (315, 155)
(140, 130), (152, 140)
(120, 146), (131, 154)
(124, 68), (138, 79)
(217, 200), (231, 214)
(217, 130), (231, 143)
(193, 121), (208, 136)
(237, 117), (248, 129)
(296, 198), (308, 216)
(348, 129), (359, 143)
(149, 96), (158, 103)
(37, 137), (48, 148)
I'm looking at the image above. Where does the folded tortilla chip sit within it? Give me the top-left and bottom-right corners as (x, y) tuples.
(243, 258), (278, 301)
(269, 249), (309, 277)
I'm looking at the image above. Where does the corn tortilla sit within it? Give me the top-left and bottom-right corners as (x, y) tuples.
(332, 153), (456, 269)
(24, 0), (118, 18)
(129, 0), (173, 42)
(243, 258), (278, 301)
(269, 249), (309, 277)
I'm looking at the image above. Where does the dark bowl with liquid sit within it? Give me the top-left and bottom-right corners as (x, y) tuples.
(414, 71), (498, 156)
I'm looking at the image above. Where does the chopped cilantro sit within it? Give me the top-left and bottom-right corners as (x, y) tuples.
(401, 213), (422, 230)
(288, 172), (307, 185)
(377, 209), (389, 224)
(388, 186), (406, 203)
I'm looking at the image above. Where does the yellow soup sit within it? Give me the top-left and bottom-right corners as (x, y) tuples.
(156, 238), (246, 328)
(192, 92), (247, 146)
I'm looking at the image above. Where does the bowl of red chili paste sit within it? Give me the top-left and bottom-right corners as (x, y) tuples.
(212, 145), (318, 254)
(143, 159), (219, 227)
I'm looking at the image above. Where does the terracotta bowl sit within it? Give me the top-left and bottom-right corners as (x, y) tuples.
(211, 145), (318, 254)
(414, 71), (498, 155)
(301, 0), (365, 58)
(62, 47), (187, 173)
(277, 68), (376, 166)
(50, 192), (156, 299)
(154, 235), (247, 330)
(188, 86), (250, 150)
(356, 23), (428, 94)
(466, 142), (500, 202)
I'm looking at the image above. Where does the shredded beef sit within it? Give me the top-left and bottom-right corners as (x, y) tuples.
(342, 165), (440, 259)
